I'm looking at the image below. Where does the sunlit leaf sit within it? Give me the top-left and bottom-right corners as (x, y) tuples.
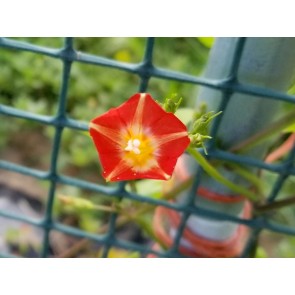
(102, 248), (140, 258)
(114, 49), (132, 62)
(175, 107), (195, 126)
(198, 37), (215, 48)
(126, 179), (163, 199)
(283, 123), (295, 133)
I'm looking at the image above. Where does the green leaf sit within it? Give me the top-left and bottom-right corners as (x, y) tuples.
(255, 246), (268, 258)
(197, 37), (215, 48)
(127, 179), (163, 199)
(283, 122), (295, 133)
(103, 248), (140, 258)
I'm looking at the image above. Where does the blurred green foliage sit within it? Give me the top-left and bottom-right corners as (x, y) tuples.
(0, 37), (211, 256)
(0, 37), (210, 174)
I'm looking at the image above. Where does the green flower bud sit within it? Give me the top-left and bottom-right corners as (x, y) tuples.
(163, 95), (183, 113)
(189, 109), (222, 154)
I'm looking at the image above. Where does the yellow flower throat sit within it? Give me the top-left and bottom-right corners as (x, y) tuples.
(122, 130), (156, 172)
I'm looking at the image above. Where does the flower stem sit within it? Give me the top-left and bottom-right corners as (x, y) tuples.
(223, 162), (263, 196)
(255, 195), (295, 213)
(229, 109), (295, 153)
(187, 146), (258, 201)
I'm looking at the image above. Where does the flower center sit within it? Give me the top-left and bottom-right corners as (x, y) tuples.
(125, 139), (141, 154)
(122, 131), (157, 172)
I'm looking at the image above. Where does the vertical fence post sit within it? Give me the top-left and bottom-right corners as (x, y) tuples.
(174, 38), (295, 257)
(41, 38), (74, 257)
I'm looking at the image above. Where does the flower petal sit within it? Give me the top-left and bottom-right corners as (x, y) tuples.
(156, 135), (190, 157)
(156, 156), (182, 176)
(89, 107), (125, 155)
(90, 122), (121, 145)
(104, 158), (132, 182)
(115, 93), (142, 127)
(109, 163), (170, 181)
(91, 107), (125, 135)
(151, 112), (189, 136)
(116, 93), (166, 129)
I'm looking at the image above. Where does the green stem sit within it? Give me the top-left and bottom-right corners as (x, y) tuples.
(229, 109), (295, 153)
(187, 146), (258, 201)
(223, 162), (264, 196)
(255, 195), (295, 213)
(127, 177), (194, 219)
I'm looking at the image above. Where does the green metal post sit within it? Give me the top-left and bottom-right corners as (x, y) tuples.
(180, 38), (295, 250)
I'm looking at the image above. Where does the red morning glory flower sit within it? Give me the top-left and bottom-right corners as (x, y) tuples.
(89, 93), (190, 182)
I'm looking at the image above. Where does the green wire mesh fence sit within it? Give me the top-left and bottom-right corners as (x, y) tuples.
(0, 37), (295, 258)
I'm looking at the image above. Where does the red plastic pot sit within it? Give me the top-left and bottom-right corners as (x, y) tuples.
(148, 155), (252, 258)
